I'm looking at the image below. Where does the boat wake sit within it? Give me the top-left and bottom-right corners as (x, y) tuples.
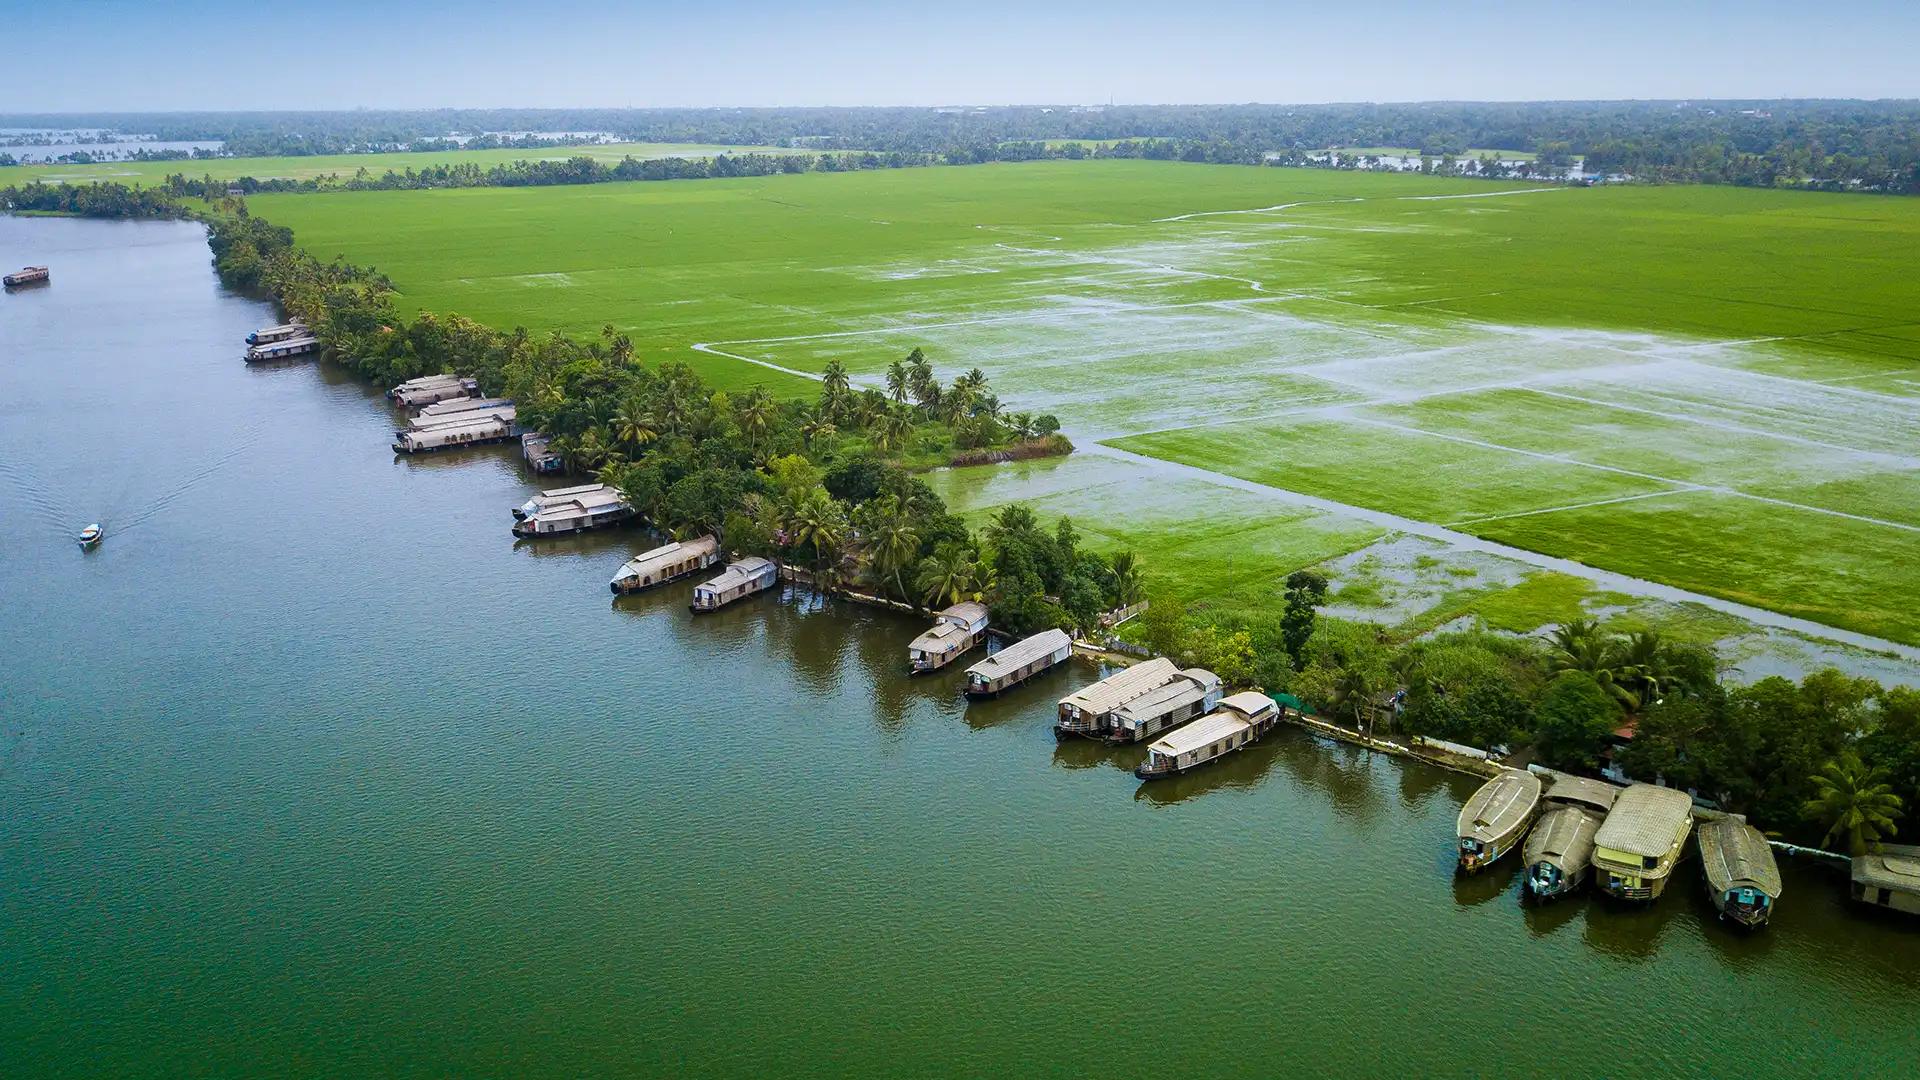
(113, 421), (266, 533)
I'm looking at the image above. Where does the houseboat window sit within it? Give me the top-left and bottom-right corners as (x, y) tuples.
(1642, 855), (1659, 870)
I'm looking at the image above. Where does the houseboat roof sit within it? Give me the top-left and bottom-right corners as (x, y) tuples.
(1594, 784), (1694, 858)
(1852, 843), (1920, 893)
(613, 535), (718, 580)
(939, 601), (989, 625)
(1059, 657), (1178, 717)
(410, 405), (515, 430)
(418, 396), (512, 416)
(1112, 667), (1221, 723)
(967, 628), (1072, 680)
(910, 620), (974, 653)
(1698, 817), (1783, 897)
(392, 373), (465, 391)
(1148, 708), (1252, 758)
(254, 320), (304, 334)
(1457, 769), (1543, 844)
(700, 556), (776, 591)
(404, 415), (509, 439)
(1525, 802), (1604, 867)
(525, 483), (626, 517)
(535, 482), (616, 500)
(1543, 775), (1619, 814)
(1217, 691), (1277, 717)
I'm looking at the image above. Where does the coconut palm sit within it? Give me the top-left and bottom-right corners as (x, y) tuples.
(885, 360), (909, 403)
(916, 541), (990, 606)
(863, 496), (920, 599)
(1547, 619), (1638, 711)
(820, 360), (852, 418)
(800, 411), (837, 449)
(1109, 550), (1144, 608)
(736, 388), (775, 452)
(1805, 752), (1905, 856)
(1616, 629), (1675, 708)
(780, 487), (848, 580)
(611, 399), (658, 452)
(1330, 666), (1379, 736)
(571, 428), (612, 471)
(873, 408), (915, 454)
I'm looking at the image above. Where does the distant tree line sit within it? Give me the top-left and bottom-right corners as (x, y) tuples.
(0, 180), (184, 218)
(6, 100), (1918, 193)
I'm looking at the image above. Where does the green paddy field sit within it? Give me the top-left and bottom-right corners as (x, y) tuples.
(246, 161), (1920, 648)
(0, 142), (796, 187)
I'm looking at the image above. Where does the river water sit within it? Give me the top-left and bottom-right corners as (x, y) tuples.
(2, 216), (1916, 1078)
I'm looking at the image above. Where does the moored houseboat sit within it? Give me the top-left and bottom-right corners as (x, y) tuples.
(1850, 843), (1920, 919)
(691, 556), (778, 612)
(1134, 691), (1280, 780)
(245, 319), (306, 345)
(1053, 656), (1178, 739)
(416, 395), (514, 418)
(1105, 667), (1223, 744)
(388, 374), (481, 408)
(611, 535), (721, 593)
(4, 265), (50, 287)
(1697, 816), (1782, 929)
(244, 335), (319, 362)
(963, 628), (1072, 699)
(1522, 775), (1619, 901)
(521, 432), (564, 474)
(1456, 768), (1543, 873)
(391, 406), (518, 453)
(1592, 784), (1694, 901)
(511, 483), (633, 537)
(908, 602), (990, 674)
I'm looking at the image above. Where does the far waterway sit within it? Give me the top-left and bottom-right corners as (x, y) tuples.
(1, 215), (1916, 1078)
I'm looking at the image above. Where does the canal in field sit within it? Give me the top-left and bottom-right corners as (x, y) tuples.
(2, 215), (1916, 1078)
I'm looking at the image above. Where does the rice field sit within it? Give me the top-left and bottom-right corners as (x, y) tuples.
(245, 161), (1920, 648)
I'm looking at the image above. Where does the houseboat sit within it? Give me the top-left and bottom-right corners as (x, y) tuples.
(611, 535), (721, 593)
(1456, 768), (1543, 873)
(391, 406), (518, 453)
(244, 335), (319, 362)
(963, 628), (1072, 699)
(1134, 691), (1280, 780)
(77, 523), (104, 548)
(510, 483), (633, 537)
(416, 395), (513, 418)
(245, 319), (306, 345)
(691, 556), (778, 613)
(1697, 816), (1782, 929)
(521, 432), (564, 474)
(4, 266), (50, 287)
(1053, 656), (1177, 739)
(388, 374), (480, 408)
(908, 602), (990, 674)
(1592, 784), (1694, 901)
(1105, 668), (1223, 744)
(1521, 775), (1619, 901)
(1851, 844), (1920, 918)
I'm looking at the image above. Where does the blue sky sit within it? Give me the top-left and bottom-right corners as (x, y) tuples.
(8, 0), (1920, 111)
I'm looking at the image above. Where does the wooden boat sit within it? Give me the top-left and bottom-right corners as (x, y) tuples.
(1134, 692), (1280, 780)
(4, 265), (50, 287)
(1521, 775), (1618, 901)
(908, 602), (990, 675)
(1456, 768), (1542, 873)
(1053, 656), (1177, 738)
(964, 629), (1072, 698)
(77, 523), (103, 548)
(1697, 816), (1782, 929)
(1851, 844), (1920, 918)
(690, 557), (778, 612)
(1593, 784), (1694, 901)
(610, 535), (720, 594)
(1104, 668), (1222, 744)
(510, 483), (632, 537)
(243, 335), (319, 362)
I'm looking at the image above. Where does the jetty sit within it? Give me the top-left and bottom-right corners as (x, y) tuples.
(1456, 768), (1543, 874)
(245, 319), (306, 345)
(964, 628), (1072, 698)
(388, 374), (480, 408)
(510, 483), (633, 537)
(1698, 816), (1783, 929)
(908, 602), (990, 674)
(1521, 775), (1619, 902)
(392, 405), (518, 453)
(3, 265), (50, 287)
(1593, 784), (1694, 901)
(611, 535), (721, 593)
(691, 557), (778, 612)
(1105, 667), (1222, 744)
(1134, 691), (1281, 780)
(1850, 844), (1920, 918)
(521, 432), (564, 474)
(1054, 656), (1178, 739)
(244, 335), (319, 362)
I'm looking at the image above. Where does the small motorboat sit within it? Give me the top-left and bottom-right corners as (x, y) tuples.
(77, 523), (104, 548)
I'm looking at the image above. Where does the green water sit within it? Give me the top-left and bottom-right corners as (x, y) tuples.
(2, 216), (1916, 1078)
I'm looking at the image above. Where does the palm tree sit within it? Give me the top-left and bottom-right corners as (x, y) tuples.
(1330, 667), (1379, 737)
(820, 360), (852, 418)
(873, 408), (915, 454)
(917, 542), (989, 606)
(863, 497), (920, 599)
(571, 428), (612, 472)
(736, 388), (775, 452)
(800, 411), (837, 449)
(1109, 550), (1144, 608)
(1616, 629), (1674, 708)
(780, 488), (847, 582)
(611, 399), (658, 452)
(1805, 752), (1904, 856)
(1547, 619), (1638, 711)
(885, 360), (909, 403)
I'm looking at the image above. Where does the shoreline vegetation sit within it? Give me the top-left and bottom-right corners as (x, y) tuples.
(4, 155), (1911, 868)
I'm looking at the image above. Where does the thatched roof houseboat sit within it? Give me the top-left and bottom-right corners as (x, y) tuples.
(1134, 691), (1279, 780)
(1053, 656), (1177, 739)
(511, 483), (633, 537)
(691, 556), (777, 612)
(246, 319), (306, 345)
(611, 535), (721, 594)
(392, 406), (517, 453)
(1522, 775), (1618, 901)
(1697, 816), (1782, 929)
(1106, 667), (1223, 744)
(1456, 769), (1542, 873)
(244, 335), (319, 362)
(390, 374), (481, 408)
(908, 602), (990, 674)
(1850, 843), (1920, 918)
(1593, 784), (1694, 901)
(964, 628), (1072, 699)
(521, 432), (564, 474)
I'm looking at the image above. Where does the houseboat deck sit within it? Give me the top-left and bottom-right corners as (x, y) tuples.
(909, 602), (990, 674)
(611, 535), (721, 593)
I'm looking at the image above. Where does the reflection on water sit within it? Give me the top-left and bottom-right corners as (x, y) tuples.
(1133, 737), (1289, 806)
(1452, 858), (1521, 909)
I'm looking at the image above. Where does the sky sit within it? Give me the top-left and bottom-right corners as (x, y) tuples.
(7, 0), (1920, 112)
